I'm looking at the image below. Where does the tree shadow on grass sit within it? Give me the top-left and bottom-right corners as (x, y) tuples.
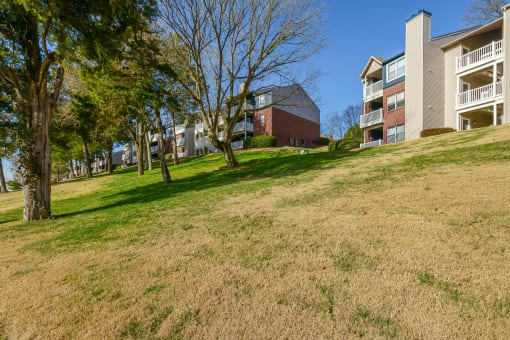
(53, 148), (375, 220)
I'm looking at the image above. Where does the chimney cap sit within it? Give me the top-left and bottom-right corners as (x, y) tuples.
(406, 9), (432, 23)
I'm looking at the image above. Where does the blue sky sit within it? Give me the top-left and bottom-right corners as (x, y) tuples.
(0, 1), (479, 182)
(313, 0), (473, 121)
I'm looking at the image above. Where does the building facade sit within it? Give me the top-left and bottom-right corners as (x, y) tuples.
(195, 84), (321, 154)
(360, 7), (510, 148)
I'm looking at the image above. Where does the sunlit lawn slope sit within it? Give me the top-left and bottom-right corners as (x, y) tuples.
(1, 125), (510, 338)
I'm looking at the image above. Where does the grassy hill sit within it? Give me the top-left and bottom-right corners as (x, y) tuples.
(1, 125), (510, 338)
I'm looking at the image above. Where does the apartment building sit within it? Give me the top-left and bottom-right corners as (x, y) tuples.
(195, 84), (321, 154)
(122, 124), (195, 166)
(360, 7), (510, 147)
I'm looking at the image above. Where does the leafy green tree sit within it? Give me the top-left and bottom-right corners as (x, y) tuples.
(0, 78), (15, 193)
(344, 124), (362, 142)
(0, 0), (155, 220)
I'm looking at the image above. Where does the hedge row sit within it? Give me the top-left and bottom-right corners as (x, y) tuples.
(317, 136), (331, 146)
(328, 138), (360, 151)
(245, 135), (277, 148)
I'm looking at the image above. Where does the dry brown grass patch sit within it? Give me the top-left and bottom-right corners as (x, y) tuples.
(1, 126), (510, 338)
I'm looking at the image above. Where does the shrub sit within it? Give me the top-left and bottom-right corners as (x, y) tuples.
(245, 135), (276, 148)
(318, 136), (331, 146)
(328, 139), (360, 151)
(420, 127), (456, 138)
(7, 180), (22, 191)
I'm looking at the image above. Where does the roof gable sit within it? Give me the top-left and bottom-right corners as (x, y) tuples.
(360, 56), (384, 78)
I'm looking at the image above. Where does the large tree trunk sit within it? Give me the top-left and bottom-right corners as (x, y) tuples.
(22, 98), (53, 220)
(155, 108), (171, 184)
(0, 158), (7, 193)
(221, 142), (238, 168)
(82, 140), (92, 178)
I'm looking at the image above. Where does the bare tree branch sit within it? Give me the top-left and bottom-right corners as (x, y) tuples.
(158, 0), (324, 168)
(463, 0), (506, 25)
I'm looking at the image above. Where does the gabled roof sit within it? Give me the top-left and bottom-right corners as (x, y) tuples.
(440, 17), (503, 50)
(359, 56), (384, 79)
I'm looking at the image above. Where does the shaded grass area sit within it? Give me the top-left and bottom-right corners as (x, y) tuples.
(0, 147), (367, 254)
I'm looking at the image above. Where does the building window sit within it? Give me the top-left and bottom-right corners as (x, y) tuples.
(387, 91), (405, 112)
(386, 56), (405, 82)
(387, 124), (405, 144)
(259, 114), (265, 125)
(259, 94), (265, 107)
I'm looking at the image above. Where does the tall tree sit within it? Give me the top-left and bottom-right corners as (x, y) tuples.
(0, 0), (155, 220)
(0, 80), (14, 193)
(158, 0), (323, 168)
(463, 0), (506, 25)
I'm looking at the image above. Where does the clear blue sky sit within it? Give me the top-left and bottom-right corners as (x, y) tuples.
(313, 0), (474, 123)
(0, 1), (479, 181)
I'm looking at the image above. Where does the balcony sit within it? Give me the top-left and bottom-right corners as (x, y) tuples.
(233, 121), (254, 134)
(456, 82), (502, 109)
(457, 40), (503, 73)
(363, 80), (383, 102)
(360, 108), (384, 129)
(231, 140), (244, 150)
(175, 124), (186, 135)
(176, 138), (186, 146)
(360, 139), (383, 148)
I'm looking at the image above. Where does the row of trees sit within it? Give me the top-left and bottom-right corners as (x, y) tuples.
(322, 104), (362, 141)
(0, 0), (503, 220)
(0, 0), (324, 220)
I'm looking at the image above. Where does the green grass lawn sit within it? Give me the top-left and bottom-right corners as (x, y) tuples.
(1, 125), (510, 338)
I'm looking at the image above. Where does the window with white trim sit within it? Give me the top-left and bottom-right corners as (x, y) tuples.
(387, 124), (405, 144)
(259, 114), (265, 125)
(386, 56), (405, 82)
(387, 91), (405, 112)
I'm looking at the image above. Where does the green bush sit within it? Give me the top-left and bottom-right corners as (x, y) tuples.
(318, 136), (331, 146)
(245, 135), (276, 148)
(7, 180), (22, 191)
(420, 127), (456, 138)
(328, 139), (360, 151)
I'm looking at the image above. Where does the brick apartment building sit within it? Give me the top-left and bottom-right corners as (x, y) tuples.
(196, 84), (321, 154)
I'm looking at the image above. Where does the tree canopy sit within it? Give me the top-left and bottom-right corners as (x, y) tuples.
(0, 0), (156, 220)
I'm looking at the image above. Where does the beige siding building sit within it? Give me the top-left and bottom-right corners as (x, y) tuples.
(360, 7), (510, 147)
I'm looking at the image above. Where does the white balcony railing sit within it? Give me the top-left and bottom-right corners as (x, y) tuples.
(360, 108), (384, 129)
(363, 80), (383, 101)
(456, 82), (503, 108)
(360, 139), (383, 148)
(233, 121), (254, 134)
(174, 124), (186, 135)
(457, 40), (503, 72)
(231, 140), (244, 150)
